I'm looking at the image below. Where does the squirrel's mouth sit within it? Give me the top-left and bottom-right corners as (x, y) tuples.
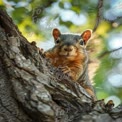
(60, 53), (77, 58)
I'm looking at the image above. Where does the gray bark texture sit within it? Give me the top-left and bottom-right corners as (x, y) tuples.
(0, 9), (122, 122)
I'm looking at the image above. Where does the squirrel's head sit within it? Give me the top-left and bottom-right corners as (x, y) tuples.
(52, 28), (92, 59)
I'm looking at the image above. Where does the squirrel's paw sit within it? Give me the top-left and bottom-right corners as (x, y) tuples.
(59, 66), (71, 74)
(59, 66), (73, 79)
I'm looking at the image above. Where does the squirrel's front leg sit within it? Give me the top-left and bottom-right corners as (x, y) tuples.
(60, 66), (82, 81)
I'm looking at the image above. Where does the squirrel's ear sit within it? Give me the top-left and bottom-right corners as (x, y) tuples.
(81, 29), (92, 44)
(52, 28), (61, 40)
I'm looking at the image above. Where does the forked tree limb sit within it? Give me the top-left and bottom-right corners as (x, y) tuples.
(0, 9), (122, 122)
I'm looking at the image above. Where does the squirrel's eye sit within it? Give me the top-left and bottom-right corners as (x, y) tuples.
(80, 40), (84, 45)
(56, 39), (60, 44)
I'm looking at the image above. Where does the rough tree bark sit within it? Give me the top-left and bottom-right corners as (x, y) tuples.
(0, 9), (122, 122)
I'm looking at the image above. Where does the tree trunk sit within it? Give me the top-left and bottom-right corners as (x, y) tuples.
(0, 9), (122, 122)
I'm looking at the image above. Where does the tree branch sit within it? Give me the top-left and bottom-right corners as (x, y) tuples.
(98, 47), (122, 59)
(93, 0), (103, 32)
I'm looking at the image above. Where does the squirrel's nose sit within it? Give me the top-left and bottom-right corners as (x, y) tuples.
(64, 47), (73, 52)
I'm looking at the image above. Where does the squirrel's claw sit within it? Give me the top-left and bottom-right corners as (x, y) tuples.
(59, 66), (71, 74)
(58, 66), (73, 80)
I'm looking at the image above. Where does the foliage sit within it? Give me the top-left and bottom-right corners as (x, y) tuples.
(0, 0), (122, 105)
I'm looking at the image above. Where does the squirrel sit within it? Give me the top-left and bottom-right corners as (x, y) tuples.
(44, 28), (96, 100)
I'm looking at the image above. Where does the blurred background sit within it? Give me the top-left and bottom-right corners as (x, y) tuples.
(0, 0), (122, 106)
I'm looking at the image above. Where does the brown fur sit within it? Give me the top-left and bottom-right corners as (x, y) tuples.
(45, 45), (85, 80)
